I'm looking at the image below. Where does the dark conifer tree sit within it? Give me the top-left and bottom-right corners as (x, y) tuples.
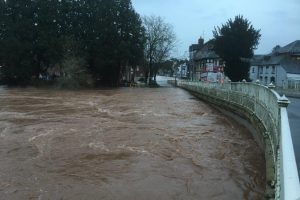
(0, 0), (145, 86)
(213, 15), (261, 81)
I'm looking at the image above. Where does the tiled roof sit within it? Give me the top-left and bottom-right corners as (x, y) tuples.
(189, 44), (202, 52)
(194, 40), (220, 60)
(250, 55), (264, 65)
(251, 55), (300, 74)
(280, 57), (300, 74)
(275, 40), (300, 54)
(195, 50), (219, 60)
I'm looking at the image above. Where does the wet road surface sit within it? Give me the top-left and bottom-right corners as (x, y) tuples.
(0, 87), (265, 200)
(287, 97), (300, 176)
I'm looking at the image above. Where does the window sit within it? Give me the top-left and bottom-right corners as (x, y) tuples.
(271, 77), (275, 84)
(252, 67), (255, 73)
(266, 66), (269, 74)
(272, 66), (275, 74)
(264, 76), (268, 84)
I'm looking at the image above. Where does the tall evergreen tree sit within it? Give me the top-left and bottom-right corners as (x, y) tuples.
(0, 0), (39, 84)
(213, 15), (261, 81)
(0, 0), (6, 69)
(0, 0), (145, 86)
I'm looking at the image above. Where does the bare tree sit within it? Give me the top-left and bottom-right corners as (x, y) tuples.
(143, 15), (176, 84)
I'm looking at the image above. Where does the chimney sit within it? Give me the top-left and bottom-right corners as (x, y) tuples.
(198, 37), (204, 46)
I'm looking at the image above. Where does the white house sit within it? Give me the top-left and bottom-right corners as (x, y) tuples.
(176, 63), (188, 79)
(250, 40), (300, 87)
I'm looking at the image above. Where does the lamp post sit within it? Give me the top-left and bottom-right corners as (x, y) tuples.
(175, 67), (177, 86)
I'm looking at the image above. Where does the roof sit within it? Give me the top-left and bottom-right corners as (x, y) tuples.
(189, 44), (202, 52)
(251, 55), (283, 65)
(251, 55), (300, 74)
(287, 74), (300, 80)
(194, 39), (220, 60)
(195, 50), (219, 60)
(274, 40), (300, 54)
(249, 55), (264, 65)
(280, 57), (300, 74)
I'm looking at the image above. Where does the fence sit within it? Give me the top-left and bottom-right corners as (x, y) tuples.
(288, 80), (300, 90)
(169, 80), (300, 200)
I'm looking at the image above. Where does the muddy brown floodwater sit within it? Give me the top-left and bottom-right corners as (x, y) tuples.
(0, 86), (265, 200)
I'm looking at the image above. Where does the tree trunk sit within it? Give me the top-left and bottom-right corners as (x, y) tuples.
(144, 68), (149, 85)
(116, 63), (122, 87)
(132, 65), (136, 83)
(149, 66), (153, 83)
(149, 60), (153, 83)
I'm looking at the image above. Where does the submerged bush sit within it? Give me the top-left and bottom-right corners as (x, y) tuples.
(56, 56), (93, 89)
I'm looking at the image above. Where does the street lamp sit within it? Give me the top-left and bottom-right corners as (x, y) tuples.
(175, 67), (177, 86)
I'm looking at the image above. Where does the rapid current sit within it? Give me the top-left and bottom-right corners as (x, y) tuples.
(0, 86), (265, 199)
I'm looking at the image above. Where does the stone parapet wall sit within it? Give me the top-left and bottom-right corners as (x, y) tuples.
(169, 80), (300, 200)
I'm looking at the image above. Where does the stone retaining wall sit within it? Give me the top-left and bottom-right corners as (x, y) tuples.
(169, 80), (300, 200)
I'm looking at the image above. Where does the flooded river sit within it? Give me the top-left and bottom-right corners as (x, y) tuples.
(0, 87), (265, 200)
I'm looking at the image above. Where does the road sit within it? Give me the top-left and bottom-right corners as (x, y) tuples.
(287, 97), (300, 175)
(156, 75), (174, 87)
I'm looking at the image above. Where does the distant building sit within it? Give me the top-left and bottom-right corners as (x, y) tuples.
(189, 38), (204, 80)
(176, 63), (188, 79)
(250, 40), (300, 87)
(189, 38), (225, 82)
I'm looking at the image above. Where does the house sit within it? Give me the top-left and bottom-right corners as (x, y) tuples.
(189, 38), (204, 80)
(250, 40), (300, 87)
(189, 38), (225, 82)
(176, 63), (188, 79)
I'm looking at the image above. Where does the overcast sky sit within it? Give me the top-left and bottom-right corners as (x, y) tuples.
(131, 0), (300, 58)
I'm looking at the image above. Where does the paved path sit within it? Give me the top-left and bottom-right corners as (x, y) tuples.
(156, 75), (174, 87)
(287, 97), (300, 175)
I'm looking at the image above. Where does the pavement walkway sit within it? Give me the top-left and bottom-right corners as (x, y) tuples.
(287, 97), (300, 176)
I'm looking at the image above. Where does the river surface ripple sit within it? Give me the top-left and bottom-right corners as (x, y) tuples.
(0, 87), (265, 200)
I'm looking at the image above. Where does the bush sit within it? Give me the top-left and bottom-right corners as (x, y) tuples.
(138, 77), (145, 82)
(148, 79), (160, 88)
(56, 56), (93, 89)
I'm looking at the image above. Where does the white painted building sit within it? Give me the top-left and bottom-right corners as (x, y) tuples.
(176, 63), (188, 79)
(250, 40), (300, 87)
